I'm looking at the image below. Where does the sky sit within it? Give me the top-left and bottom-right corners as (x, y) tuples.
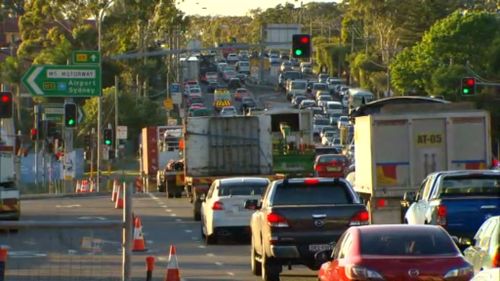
(176, 0), (339, 17)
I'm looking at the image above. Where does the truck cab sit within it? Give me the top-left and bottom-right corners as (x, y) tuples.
(0, 118), (20, 221)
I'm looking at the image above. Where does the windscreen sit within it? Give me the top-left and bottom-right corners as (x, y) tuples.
(440, 175), (500, 196)
(273, 182), (352, 205)
(318, 155), (346, 163)
(292, 82), (307, 89)
(314, 84), (328, 91)
(218, 181), (269, 196)
(314, 118), (330, 125)
(360, 229), (458, 256)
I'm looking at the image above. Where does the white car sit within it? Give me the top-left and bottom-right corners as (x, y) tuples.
(220, 106), (238, 117)
(200, 177), (270, 244)
(337, 116), (350, 129)
(299, 99), (316, 109)
(316, 94), (333, 108)
(321, 131), (336, 146)
(226, 53), (239, 64)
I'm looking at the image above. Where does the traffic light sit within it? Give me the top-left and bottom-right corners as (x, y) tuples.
(292, 34), (311, 58)
(30, 128), (38, 141)
(64, 103), (77, 127)
(0, 92), (13, 118)
(461, 77), (476, 96)
(103, 128), (113, 146)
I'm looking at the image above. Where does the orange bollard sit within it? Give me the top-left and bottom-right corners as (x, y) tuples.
(114, 183), (123, 209)
(146, 256), (155, 281)
(75, 180), (81, 193)
(111, 179), (118, 202)
(0, 247), (7, 281)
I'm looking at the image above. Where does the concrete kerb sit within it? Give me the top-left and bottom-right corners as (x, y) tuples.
(21, 191), (153, 200)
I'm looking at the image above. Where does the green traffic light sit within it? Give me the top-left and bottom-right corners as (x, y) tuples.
(463, 88), (470, 94)
(68, 119), (75, 126)
(105, 140), (111, 145)
(294, 49), (303, 56)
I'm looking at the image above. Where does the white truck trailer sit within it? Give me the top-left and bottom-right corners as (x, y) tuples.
(0, 117), (20, 222)
(352, 103), (491, 224)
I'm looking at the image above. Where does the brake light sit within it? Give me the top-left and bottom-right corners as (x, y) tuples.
(304, 178), (319, 185)
(437, 204), (447, 226)
(267, 212), (289, 227)
(212, 201), (224, 211)
(376, 198), (388, 208)
(315, 164), (326, 172)
(349, 210), (370, 226)
(493, 246), (500, 267)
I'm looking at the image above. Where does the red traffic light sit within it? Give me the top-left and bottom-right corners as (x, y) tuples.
(465, 78), (475, 86)
(300, 36), (309, 44)
(1, 93), (10, 103)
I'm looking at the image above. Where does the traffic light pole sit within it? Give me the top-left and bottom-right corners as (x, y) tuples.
(34, 105), (39, 185)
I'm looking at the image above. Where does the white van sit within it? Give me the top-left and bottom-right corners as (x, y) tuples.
(236, 61), (250, 74)
(286, 79), (308, 100)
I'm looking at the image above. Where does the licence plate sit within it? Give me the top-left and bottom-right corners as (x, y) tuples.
(308, 244), (333, 252)
(326, 167), (341, 172)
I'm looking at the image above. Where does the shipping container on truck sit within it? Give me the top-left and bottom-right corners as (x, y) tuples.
(180, 56), (200, 82)
(184, 110), (315, 221)
(353, 103), (491, 224)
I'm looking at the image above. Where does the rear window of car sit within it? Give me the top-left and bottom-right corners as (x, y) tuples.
(273, 182), (353, 205)
(218, 181), (269, 196)
(440, 175), (500, 196)
(314, 118), (330, 125)
(360, 229), (459, 256)
(318, 155), (346, 163)
(313, 84), (328, 90)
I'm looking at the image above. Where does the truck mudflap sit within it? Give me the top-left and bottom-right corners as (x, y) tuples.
(0, 189), (20, 220)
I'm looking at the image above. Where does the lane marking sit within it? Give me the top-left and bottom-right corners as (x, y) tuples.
(56, 204), (81, 208)
(175, 218), (183, 222)
(215, 261), (223, 266)
(184, 229), (192, 233)
(197, 245), (206, 249)
(227, 272), (235, 276)
(170, 213), (177, 217)
(206, 253), (215, 257)
(191, 237), (199, 241)
(166, 209), (172, 212)
(78, 216), (107, 221)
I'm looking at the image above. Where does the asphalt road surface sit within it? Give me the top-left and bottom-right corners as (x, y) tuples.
(2, 193), (317, 281)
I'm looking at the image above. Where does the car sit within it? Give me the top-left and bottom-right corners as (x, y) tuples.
(313, 116), (331, 138)
(299, 99), (316, 109)
(222, 70), (237, 81)
(317, 94), (333, 108)
(226, 53), (239, 64)
(186, 86), (202, 96)
(235, 60), (250, 74)
(291, 94), (306, 108)
(249, 178), (368, 280)
(220, 106), (238, 117)
(227, 78), (242, 90)
(200, 177), (270, 244)
(269, 54), (281, 65)
(337, 115), (350, 129)
(470, 268), (500, 281)
(315, 146), (342, 156)
(207, 81), (218, 93)
(278, 71), (302, 89)
(464, 215), (499, 273)
(321, 131), (337, 146)
(312, 83), (329, 97)
(234, 88), (249, 101)
(187, 95), (204, 107)
(280, 61), (292, 72)
(240, 97), (257, 114)
(300, 62), (312, 74)
(320, 126), (336, 139)
(316, 224), (474, 281)
(324, 101), (344, 116)
(217, 62), (228, 74)
(318, 73), (329, 83)
(314, 154), (348, 178)
(309, 106), (324, 116)
(188, 106), (211, 117)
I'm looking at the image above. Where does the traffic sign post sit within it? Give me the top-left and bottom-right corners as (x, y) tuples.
(72, 50), (101, 65)
(22, 65), (101, 97)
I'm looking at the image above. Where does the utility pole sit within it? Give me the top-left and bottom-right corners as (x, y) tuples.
(114, 76), (119, 159)
(97, 8), (103, 192)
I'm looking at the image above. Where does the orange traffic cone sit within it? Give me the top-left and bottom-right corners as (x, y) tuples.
(111, 179), (118, 202)
(164, 245), (180, 281)
(80, 180), (89, 192)
(115, 183), (123, 209)
(89, 179), (96, 192)
(75, 180), (81, 193)
(132, 216), (147, 252)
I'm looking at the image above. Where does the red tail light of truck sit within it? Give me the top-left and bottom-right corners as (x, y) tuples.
(267, 212), (289, 227)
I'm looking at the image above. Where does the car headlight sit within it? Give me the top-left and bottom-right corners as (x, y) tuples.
(444, 265), (474, 279)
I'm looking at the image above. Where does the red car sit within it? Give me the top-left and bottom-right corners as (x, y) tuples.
(317, 225), (474, 281)
(314, 154), (348, 178)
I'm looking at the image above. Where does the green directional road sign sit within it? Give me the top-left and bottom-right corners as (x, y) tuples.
(22, 65), (101, 97)
(72, 50), (100, 65)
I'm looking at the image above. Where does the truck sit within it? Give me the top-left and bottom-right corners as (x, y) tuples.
(184, 109), (315, 221)
(248, 177), (368, 280)
(141, 125), (183, 194)
(0, 117), (20, 223)
(352, 102), (491, 224)
(180, 56), (200, 82)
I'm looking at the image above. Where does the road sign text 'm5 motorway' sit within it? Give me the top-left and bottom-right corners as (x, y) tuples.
(22, 65), (101, 97)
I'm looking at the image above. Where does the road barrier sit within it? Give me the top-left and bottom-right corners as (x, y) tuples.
(0, 182), (134, 281)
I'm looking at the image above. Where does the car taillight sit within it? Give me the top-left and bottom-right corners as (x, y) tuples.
(437, 204), (447, 226)
(349, 210), (370, 226)
(345, 265), (384, 280)
(304, 178), (319, 185)
(493, 246), (500, 267)
(444, 265), (474, 279)
(315, 164), (325, 172)
(212, 201), (224, 211)
(267, 212), (289, 227)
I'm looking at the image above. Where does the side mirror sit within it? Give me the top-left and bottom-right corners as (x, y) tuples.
(244, 199), (261, 210)
(403, 191), (416, 202)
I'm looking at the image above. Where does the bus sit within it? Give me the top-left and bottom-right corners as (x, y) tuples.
(348, 88), (374, 115)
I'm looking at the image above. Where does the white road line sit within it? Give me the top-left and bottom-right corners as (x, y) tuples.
(215, 261), (223, 266)
(227, 272), (235, 276)
(206, 253), (215, 257)
(148, 193), (159, 200)
(157, 256), (168, 262)
(166, 209), (172, 212)
(184, 229), (192, 233)
(197, 245), (206, 249)
(170, 213), (177, 217)
(191, 237), (199, 241)
(175, 218), (183, 222)
(160, 204), (168, 208)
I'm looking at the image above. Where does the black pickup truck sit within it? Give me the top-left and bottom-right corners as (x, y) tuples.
(247, 177), (368, 281)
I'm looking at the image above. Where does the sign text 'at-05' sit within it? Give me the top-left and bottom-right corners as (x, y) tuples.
(22, 65), (101, 97)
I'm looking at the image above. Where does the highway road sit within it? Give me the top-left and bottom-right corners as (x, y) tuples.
(2, 193), (317, 281)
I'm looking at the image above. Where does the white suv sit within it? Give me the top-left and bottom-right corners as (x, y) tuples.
(200, 177), (270, 244)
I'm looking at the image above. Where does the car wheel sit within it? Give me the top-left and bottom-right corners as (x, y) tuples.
(205, 228), (217, 245)
(251, 236), (262, 276)
(261, 252), (280, 281)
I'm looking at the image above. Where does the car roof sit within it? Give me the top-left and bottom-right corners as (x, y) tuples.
(218, 177), (270, 185)
(354, 224), (446, 234)
(428, 170), (500, 177)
